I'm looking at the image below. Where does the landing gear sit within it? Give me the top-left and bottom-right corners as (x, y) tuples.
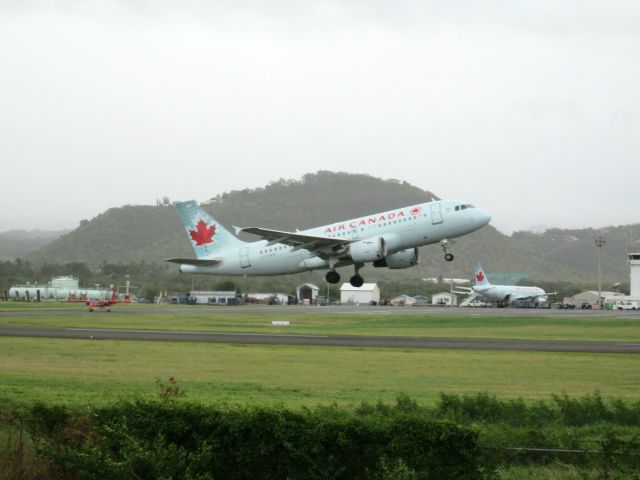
(349, 263), (365, 287)
(325, 270), (340, 284)
(441, 239), (454, 262)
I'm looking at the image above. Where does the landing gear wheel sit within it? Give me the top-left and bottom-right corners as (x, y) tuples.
(444, 253), (454, 262)
(325, 271), (340, 284)
(349, 274), (364, 288)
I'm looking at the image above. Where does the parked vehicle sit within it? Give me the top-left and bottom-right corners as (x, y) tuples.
(581, 302), (592, 310)
(615, 301), (639, 310)
(464, 300), (490, 308)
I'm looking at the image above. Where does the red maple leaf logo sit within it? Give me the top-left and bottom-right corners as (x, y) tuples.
(410, 207), (421, 215)
(476, 271), (485, 282)
(189, 220), (216, 246)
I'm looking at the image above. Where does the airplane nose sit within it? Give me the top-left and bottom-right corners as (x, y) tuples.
(478, 209), (491, 226)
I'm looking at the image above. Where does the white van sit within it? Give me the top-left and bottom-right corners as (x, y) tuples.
(614, 300), (639, 310)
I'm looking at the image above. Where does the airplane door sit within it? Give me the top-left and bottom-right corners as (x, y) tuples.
(239, 247), (251, 268)
(430, 203), (443, 225)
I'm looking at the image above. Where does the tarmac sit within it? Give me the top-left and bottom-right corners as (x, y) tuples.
(2, 305), (640, 318)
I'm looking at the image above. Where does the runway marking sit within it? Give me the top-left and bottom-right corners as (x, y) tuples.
(67, 328), (330, 339)
(616, 343), (640, 346)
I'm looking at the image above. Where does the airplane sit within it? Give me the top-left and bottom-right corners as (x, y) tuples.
(167, 200), (491, 287)
(87, 290), (117, 312)
(459, 261), (548, 307)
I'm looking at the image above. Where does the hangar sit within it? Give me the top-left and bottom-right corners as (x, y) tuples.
(340, 283), (380, 305)
(297, 283), (319, 304)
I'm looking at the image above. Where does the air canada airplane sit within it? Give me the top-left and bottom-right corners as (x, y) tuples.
(168, 200), (491, 287)
(468, 261), (547, 306)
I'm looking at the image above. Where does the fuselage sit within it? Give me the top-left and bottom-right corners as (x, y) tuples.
(473, 284), (546, 302)
(180, 199), (490, 276)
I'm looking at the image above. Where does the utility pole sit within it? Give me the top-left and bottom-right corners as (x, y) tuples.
(595, 236), (606, 308)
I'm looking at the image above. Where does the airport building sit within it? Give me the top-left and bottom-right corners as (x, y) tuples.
(566, 254), (640, 309)
(566, 291), (623, 309)
(244, 292), (290, 305)
(340, 283), (380, 305)
(431, 292), (458, 306)
(188, 290), (238, 305)
(630, 253), (640, 297)
(296, 283), (319, 305)
(388, 295), (429, 306)
(8, 276), (113, 301)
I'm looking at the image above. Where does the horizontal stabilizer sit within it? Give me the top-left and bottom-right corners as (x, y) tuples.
(166, 258), (222, 266)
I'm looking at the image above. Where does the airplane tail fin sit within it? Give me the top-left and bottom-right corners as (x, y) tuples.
(474, 261), (491, 286)
(176, 200), (246, 258)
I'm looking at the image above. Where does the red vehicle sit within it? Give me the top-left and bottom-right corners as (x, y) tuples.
(87, 290), (117, 312)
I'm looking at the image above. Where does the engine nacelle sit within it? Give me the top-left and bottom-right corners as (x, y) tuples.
(349, 236), (387, 263)
(373, 248), (419, 269)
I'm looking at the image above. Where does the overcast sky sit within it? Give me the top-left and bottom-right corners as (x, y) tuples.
(1, 1), (639, 234)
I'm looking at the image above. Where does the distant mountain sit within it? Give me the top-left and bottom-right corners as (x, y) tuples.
(27, 171), (639, 284)
(0, 229), (70, 260)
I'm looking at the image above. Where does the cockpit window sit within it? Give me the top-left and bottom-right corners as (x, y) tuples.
(455, 206), (460, 211)
(461, 205), (467, 210)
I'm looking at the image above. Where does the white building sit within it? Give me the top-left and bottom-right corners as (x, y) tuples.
(340, 283), (380, 305)
(189, 290), (237, 305)
(297, 283), (319, 304)
(630, 253), (640, 297)
(431, 292), (458, 306)
(8, 276), (112, 301)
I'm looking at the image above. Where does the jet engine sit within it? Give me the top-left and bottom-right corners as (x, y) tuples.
(373, 248), (419, 269)
(349, 236), (387, 263)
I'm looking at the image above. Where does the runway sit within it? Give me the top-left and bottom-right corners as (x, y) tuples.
(1, 325), (639, 354)
(2, 305), (639, 318)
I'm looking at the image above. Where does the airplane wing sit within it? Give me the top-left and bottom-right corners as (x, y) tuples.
(236, 227), (351, 253)
(166, 258), (223, 266)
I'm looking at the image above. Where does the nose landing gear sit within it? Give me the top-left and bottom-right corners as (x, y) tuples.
(441, 239), (454, 262)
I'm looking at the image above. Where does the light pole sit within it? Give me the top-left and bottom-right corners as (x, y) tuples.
(595, 236), (606, 308)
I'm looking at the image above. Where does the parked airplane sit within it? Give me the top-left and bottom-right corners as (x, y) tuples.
(168, 200), (491, 287)
(465, 261), (547, 306)
(87, 290), (117, 312)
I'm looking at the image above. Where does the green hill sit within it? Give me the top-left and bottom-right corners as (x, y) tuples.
(28, 171), (638, 285)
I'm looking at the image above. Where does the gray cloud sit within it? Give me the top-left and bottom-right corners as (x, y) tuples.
(0, 1), (638, 233)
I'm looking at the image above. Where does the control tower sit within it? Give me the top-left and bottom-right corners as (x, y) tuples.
(630, 253), (640, 297)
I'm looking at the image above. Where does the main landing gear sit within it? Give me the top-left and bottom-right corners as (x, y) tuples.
(325, 270), (340, 284)
(325, 264), (365, 288)
(441, 239), (454, 262)
(349, 262), (365, 287)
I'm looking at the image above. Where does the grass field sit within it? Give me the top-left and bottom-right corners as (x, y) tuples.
(1, 335), (639, 407)
(2, 305), (640, 341)
(2, 306), (640, 479)
(1, 305), (640, 407)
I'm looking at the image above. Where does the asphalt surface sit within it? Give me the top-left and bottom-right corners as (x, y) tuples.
(2, 305), (640, 317)
(1, 325), (639, 354)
